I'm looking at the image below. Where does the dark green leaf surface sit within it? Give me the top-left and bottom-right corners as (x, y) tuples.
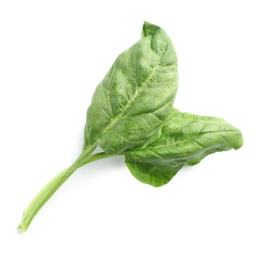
(125, 109), (243, 187)
(84, 22), (178, 154)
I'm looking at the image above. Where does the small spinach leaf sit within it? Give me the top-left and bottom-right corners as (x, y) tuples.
(125, 109), (243, 187)
(84, 21), (178, 154)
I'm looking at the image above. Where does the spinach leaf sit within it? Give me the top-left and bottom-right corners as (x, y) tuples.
(18, 22), (243, 233)
(84, 21), (178, 154)
(125, 109), (243, 187)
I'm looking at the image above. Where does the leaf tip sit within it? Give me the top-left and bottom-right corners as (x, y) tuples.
(233, 131), (244, 150)
(142, 21), (159, 37)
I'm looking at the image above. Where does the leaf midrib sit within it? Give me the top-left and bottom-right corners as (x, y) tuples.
(133, 129), (240, 151)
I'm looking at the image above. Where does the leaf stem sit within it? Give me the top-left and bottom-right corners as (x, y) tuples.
(18, 147), (115, 233)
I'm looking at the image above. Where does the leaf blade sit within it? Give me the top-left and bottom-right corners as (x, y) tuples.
(125, 109), (243, 187)
(84, 22), (178, 154)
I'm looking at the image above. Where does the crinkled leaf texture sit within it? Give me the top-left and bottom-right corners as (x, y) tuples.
(84, 22), (178, 154)
(125, 109), (244, 187)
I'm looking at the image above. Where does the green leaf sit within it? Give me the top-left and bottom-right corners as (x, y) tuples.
(84, 21), (178, 154)
(125, 109), (244, 187)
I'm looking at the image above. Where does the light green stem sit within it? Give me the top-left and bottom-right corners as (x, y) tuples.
(18, 148), (115, 233)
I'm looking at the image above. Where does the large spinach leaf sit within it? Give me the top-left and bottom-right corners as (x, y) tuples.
(125, 109), (243, 187)
(18, 22), (243, 233)
(84, 21), (178, 154)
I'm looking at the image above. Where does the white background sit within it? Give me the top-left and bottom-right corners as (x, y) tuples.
(0, 0), (259, 259)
